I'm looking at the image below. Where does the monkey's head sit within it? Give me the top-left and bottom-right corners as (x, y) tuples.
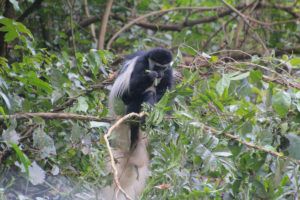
(147, 48), (173, 71)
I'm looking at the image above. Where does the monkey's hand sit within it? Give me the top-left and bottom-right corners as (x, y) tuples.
(146, 70), (159, 80)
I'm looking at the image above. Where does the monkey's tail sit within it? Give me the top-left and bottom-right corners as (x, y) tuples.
(100, 123), (149, 200)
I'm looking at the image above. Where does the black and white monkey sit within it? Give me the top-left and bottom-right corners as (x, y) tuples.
(102, 48), (173, 200)
(109, 47), (173, 147)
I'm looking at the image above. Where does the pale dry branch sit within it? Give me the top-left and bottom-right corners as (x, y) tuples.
(98, 0), (114, 49)
(0, 112), (112, 122)
(83, 0), (97, 43)
(103, 112), (146, 200)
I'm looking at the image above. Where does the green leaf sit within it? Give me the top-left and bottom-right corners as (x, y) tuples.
(216, 74), (230, 96)
(230, 72), (250, 81)
(0, 17), (33, 42)
(33, 128), (56, 159)
(250, 70), (263, 83)
(290, 57), (300, 67)
(11, 143), (31, 174)
(0, 91), (11, 109)
(15, 22), (33, 39)
(282, 55), (289, 61)
(18, 71), (53, 94)
(286, 134), (300, 159)
(210, 56), (218, 63)
(272, 91), (291, 117)
(75, 96), (89, 112)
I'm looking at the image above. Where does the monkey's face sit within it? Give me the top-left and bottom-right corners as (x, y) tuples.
(149, 58), (172, 74)
(153, 65), (169, 78)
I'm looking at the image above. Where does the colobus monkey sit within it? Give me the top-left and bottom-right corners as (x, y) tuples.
(101, 48), (173, 200)
(109, 48), (173, 148)
(101, 48), (173, 199)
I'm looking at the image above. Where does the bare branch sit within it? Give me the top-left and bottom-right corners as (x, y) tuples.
(0, 112), (112, 123)
(103, 112), (146, 200)
(98, 0), (114, 49)
(66, 2), (299, 37)
(83, 0), (97, 43)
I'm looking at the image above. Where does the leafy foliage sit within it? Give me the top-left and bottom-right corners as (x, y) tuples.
(0, 0), (300, 199)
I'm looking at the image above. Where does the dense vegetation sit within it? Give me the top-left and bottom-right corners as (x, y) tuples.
(0, 0), (300, 199)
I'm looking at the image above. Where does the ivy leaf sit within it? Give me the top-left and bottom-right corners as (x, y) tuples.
(272, 91), (291, 117)
(2, 128), (20, 145)
(75, 96), (89, 112)
(286, 134), (300, 160)
(33, 128), (57, 159)
(216, 74), (230, 96)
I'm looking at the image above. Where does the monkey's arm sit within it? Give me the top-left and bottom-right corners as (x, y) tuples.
(129, 64), (157, 97)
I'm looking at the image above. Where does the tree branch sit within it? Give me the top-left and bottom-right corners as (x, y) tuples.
(103, 112), (146, 200)
(65, 2), (299, 37)
(98, 0), (114, 49)
(0, 112), (113, 122)
(106, 6), (227, 49)
(83, 0), (97, 43)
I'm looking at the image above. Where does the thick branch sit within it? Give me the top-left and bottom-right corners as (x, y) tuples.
(260, 2), (300, 18)
(97, 0), (114, 49)
(17, 0), (44, 22)
(0, 112), (112, 122)
(66, 2), (299, 36)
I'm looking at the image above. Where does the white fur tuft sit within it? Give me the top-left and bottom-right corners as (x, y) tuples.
(109, 57), (138, 116)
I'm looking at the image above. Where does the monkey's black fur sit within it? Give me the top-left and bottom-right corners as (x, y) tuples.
(110, 48), (173, 148)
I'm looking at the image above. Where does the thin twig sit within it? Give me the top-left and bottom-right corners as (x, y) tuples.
(221, 0), (269, 53)
(83, 0), (97, 43)
(66, 0), (77, 55)
(103, 112), (146, 200)
(98, 0), (114, 49)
